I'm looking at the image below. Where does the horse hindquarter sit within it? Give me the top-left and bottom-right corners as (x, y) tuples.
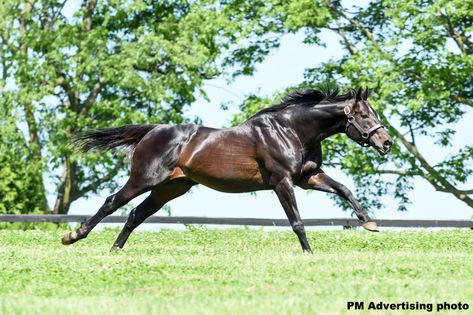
(129, 124), (199, 188)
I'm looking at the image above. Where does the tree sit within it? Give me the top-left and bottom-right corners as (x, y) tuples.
(0, 0), (281, 214)
(233, 0), (473, 211)
(0, 96), (45, 214)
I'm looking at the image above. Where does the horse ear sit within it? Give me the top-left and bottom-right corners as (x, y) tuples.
(362, 87), (370, 100)
(355, 87), (363, 101)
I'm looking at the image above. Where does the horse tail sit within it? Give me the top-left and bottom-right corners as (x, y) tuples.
(76, 124), (158, 152)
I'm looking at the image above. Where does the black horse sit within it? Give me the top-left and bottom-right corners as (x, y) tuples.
(62, 87), (393, 252)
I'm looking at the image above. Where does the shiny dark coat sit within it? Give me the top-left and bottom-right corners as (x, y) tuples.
(62, 87), (393, 252)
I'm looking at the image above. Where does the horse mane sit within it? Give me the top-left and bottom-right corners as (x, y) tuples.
(250, 86), (369, 119)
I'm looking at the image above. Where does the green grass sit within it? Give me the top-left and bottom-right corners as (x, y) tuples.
(0, 228), (472, 314)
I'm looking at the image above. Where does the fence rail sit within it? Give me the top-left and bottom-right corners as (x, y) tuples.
(0, 214), (472, 228)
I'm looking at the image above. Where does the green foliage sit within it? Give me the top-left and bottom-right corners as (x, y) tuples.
(0, 98), (44, 214)
(232, 0), (473, 211)
(230, 93), (274, 125)
(0, 0), (281, 213)
(0, 229), (472, 314)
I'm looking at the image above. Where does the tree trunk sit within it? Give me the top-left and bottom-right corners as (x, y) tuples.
(385, 120), (473, 209)
(53, 159), (76, 214)
(51, 0), (99, 214)
(19, 0), (49, 212)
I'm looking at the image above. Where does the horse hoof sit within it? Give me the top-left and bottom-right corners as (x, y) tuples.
(61, 231), (77, 245)
(362, 221), (379, 232)
(110, 245), (122, 252)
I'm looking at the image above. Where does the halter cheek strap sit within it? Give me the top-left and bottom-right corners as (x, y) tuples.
(344, 106), (384, 147)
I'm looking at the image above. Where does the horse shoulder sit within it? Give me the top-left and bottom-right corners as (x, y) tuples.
(245, 119), (304, 181)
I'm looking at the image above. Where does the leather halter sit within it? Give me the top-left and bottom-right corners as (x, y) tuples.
(344, 105), (384, 147)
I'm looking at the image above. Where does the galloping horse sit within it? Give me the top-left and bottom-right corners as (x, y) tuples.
(62, 87), (393, 252)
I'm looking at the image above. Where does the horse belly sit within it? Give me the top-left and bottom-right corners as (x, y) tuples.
(180, 137), (268, 192)
(184, 158), (267, 192)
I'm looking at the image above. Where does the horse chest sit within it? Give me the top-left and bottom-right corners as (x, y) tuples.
(300, 144), (323, 175)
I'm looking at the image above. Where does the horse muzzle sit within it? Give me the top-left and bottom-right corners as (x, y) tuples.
(373, 137), (393, 155)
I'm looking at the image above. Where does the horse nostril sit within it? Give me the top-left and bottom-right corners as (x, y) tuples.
(384, 140), (392, 148)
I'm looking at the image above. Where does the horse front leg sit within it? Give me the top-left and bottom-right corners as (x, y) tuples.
(297, 169), (379, 232)
(274, 177), (312, 253)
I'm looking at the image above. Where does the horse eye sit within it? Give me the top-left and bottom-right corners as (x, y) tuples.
(361, 113), (369, 119)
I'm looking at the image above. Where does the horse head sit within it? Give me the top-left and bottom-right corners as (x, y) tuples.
(344, 87), (393, 155)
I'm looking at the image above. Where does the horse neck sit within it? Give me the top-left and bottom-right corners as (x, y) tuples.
(283, 102), (347, 149)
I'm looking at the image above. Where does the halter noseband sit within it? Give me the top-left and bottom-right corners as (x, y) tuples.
(344, 105), (384, 147)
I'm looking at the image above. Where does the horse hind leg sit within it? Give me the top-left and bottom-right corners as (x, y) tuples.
(62, 163), (178, 246)
(61, 178), (153, 245)
(111, 177), (196, 250)
(62, 126), (188, 245)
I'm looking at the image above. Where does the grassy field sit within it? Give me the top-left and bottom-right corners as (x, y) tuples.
(0, 228), (472, 314)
